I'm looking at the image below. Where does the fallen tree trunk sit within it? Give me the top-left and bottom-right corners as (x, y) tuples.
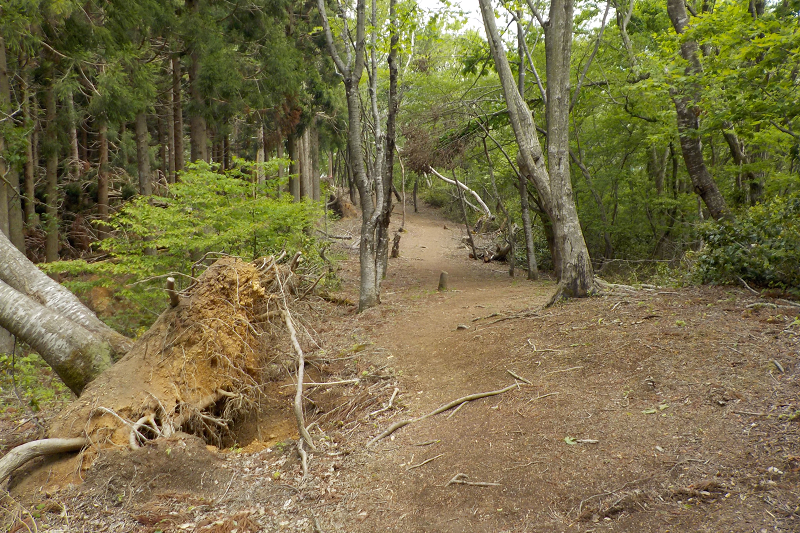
(0, 231), (133, 358)
(0, 278), (114, 395)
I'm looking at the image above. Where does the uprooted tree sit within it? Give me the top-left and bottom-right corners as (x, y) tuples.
(0, 243), (318, 486)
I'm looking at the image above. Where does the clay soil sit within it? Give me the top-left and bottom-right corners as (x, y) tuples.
(2, 204), (799, 532)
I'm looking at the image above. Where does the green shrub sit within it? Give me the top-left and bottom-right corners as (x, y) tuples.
(692, 194), (800, 293)
(43, 159), (323, 333)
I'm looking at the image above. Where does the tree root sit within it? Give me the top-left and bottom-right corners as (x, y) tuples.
(444, 473), (501, 487)
(0, 438), (88, 485)
(366, 383), (520, 447)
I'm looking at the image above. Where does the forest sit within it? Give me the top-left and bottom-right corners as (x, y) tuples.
(1, 0), (799, 530)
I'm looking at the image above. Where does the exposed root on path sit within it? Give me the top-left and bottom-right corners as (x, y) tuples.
(366, 383), (521, 447)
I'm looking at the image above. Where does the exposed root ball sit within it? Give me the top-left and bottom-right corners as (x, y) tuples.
(46, 257), (289, 470)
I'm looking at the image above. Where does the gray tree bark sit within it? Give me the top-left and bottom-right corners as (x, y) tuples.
(479, 0), (593, 299)
(172, 54), (184, 174)
(666, 0), (730, 220)
(44, 75), (59, 262)
(97, 122), (110, 238)
(136, 111), (152, 196)
(0, 230), (133, 358)
(0, 279), (113, 395)
(318, 0), (387, 312)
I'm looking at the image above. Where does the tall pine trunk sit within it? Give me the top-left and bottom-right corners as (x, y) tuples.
(44, 74), (59, 262)
(136, 112), (152, 196)
(172, 54), (184, 175)
(97, 122), (109, 238)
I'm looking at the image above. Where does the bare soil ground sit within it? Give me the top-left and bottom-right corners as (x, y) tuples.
(2, 204), (799, 532)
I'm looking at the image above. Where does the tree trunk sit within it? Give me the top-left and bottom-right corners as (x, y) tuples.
(378, 0), (399, 284)
(44, 77), (59, 262)
(311, 122), (321, 202)
(666, 0), (730, 221)
(136, 112), (152, 196)
(98, 122), (110, 238)
(518, 174), (538, 279)
(0, 230), (133, 357)
(66, 91), (81, 179)
(480, 0), (593, 299)
(23, 79), (36, 225)
(256, 124), (265, 183)
(0, 36), (24, 251)
(187, 10), (208, 164)
(288, 134), (300, 200)
(0, 279), (113, 396)
(172, 54), (184, 175)
(300, 128), (312, 198)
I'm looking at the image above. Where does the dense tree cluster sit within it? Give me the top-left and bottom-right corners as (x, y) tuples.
(0, 0), (341, 263)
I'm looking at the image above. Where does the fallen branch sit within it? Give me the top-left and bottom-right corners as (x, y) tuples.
(275, 264), (315, 451)
(406, 453), (444, 471)
(738, 276), (759, 295)
(427, 166), (492, 217)
(444, 473), (500, 487)
(369, 387), (399, 417)
(0, 437), (88, 484)
(367, 383), (519, 447)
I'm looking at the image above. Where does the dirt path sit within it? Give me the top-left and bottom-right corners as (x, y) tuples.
(358, 205), (553, 409)
(324, 205), (800, 533)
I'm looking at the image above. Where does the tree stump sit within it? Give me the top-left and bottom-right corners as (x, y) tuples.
(438, 271), (449, 292)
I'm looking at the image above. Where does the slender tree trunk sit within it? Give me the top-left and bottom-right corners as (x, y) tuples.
(311, 122), (321, 202)
(480, 0), (593, 299)
(23, 79), (36, 226)
(158, 103), (168, 183)
(377, 0), (399, 284)
(66, 91), (81, 179)
(0, 37), (24, 251)
(288, 134), (300, 200)
(518, 174), (539, 279)
(97, 122), (109, 238)
(276, 136), (284, 179)
(167, 75), (176, 184)
(187, 4), (208, 164)
(172, 54), (184, 175)
(256, 124), (265, 184)
(136, 111), (152, 196)
(666, 0), (729, 220)
(300, 128), (312, 198)
(44, 76), (59, 262)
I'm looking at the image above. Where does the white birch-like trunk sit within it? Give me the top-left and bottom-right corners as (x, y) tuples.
(0, 279), (113, 395)
(0, 230), (133, 357)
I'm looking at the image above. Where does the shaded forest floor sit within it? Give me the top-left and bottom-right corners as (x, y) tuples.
(2, 204), (800, 532)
